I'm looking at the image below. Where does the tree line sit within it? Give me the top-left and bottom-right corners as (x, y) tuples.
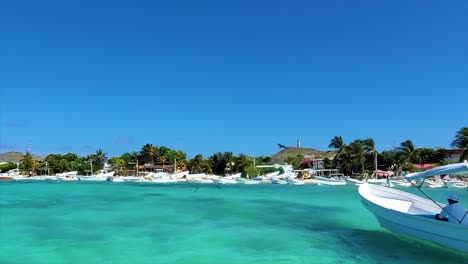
(3, 127), (466, 177)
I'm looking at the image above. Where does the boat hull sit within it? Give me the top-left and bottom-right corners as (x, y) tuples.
(359, 184), (468, 252)
(315, 176), (346, 186)
(444, 181), (467, 189)
(344, 177), (364, 186)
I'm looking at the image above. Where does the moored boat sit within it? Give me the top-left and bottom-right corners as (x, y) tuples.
(315, 175), (346, 186)
(358, 162), (468, 252)
(344, 177), (364, 186)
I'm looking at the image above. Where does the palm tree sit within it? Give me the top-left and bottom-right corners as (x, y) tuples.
(346, 141), (366, 175)
(451, 127), (468, 162)
(188, 154), (205, 173)
(362, 138), (378, 176)
(130, 151), (140, 162)
(234, 154), (253, 177)
(159, 156), (166, 170)
(208, 152), (224, 175)
(328, 136), (346, 168)
(95, 149), (108, 166)
(20, 152), (34, 175)
(30, 160), (40, 176)
(140, 144), (157, 164)
(397, 140), (418, 163)
(109, 157), (126, 175)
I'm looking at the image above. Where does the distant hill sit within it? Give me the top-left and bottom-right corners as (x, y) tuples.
(270, 147), (336, 164)
(0, 151), (43, 163)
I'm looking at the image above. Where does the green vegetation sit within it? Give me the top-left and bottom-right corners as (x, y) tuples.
(327, 127), (467, 176)
(14, 127), (467, 177)
(0, 162), (17, 173)
(451, 127), (468, 161)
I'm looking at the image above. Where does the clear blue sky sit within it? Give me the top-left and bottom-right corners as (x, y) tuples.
(1, 0), (467, 159)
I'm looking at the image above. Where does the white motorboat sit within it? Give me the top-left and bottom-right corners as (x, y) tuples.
(121, 176), (145, 182)
(190, 178), (214, 184)
(419, 179), (445, 188)
(95, 169), (115, 177)
(171, 170), (190, 179)
(186, 173), (207, 180)
(108, 177), (125, 183)
(444, 180), (467, 189)
(235, 177), (259, 184)
(344, 177), (364, 186)
(79, 169), (115, 181)
(271, 177), (288, 184)
(225, 172), (242, 179)
(56, 171), (79, 181)
(1, 169), (20, 180)
(286, 177), (305, 185)
(358, 162), (468, 252)
(388, 179), (412, 187)
(315, 176), (347, 186)
(367, 178), (391, 187)
(56, 171), (78, 177)
(148, 177), (178, 184)
(212, 177), (238, 184)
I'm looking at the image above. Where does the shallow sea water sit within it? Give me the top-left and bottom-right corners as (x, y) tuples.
(0, 181), (467, 264)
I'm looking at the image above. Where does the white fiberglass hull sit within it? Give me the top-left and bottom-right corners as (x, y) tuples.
(367, 178), (390, 187)
(78, 176), (108, 182)
(235, 178), (259, 184)
(271, 178), (288, 184)
(148, 178), (178, 184)
(444, 181), (467, 189)
(191, 178), (214, 184)
(388, 180), (412, 187)
(122, 177), (145, 182)
(315, 176), (346, 186)
(344, 177), (364, 186)
(286, 178), (305, 185)
(358, 183), (468, 252)
(212, 178), (238, 184)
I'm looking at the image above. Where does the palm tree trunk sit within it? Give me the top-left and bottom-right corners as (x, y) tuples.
(374, 151), (378, 179)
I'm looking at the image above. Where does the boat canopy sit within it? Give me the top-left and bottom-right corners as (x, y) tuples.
(405, 162), (468, 181)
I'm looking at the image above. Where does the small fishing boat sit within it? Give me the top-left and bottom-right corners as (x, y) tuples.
(358, 162), (468, 252)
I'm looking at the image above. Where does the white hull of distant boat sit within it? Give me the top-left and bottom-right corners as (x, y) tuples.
(359, 183), (468, 252)
(388, 179), (412, 187)
(235, 178), (259, 184)
(315, 176), (346, 186)
(271, 177), (288, 184)
(212, 178), (238, 184)
(108, 177), (125, 182)
(190, 178), (214, 184)
(171, 171), (190, 179)
(78, 176), (108, 181)
(286, 178), (304, 185)
(344, 177), (364, 186)
(420, 180), (445, 188)
(80, 170), (115, 181)
(359, 163), (468, 252)
(444, 180), (467, 189)
(367, 178), (390, 187)
(56, 171), (78, 177)
(122, 176), (145, 182)
(148, 178), (178, 184)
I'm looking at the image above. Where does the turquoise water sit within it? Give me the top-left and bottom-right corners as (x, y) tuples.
(1, 181), (467, 264)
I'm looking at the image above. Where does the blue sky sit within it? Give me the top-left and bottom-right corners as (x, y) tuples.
(1, 0), (467, 159)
